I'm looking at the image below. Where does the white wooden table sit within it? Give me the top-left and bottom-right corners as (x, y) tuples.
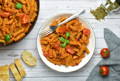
(0, 0), (120, 81)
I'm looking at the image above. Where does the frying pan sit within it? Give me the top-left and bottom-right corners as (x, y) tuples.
(0, 0), (40, 46)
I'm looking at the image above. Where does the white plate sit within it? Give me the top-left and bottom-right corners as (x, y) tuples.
(37, 13), (96, 73)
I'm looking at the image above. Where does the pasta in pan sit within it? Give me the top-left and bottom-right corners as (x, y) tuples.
(0, 0), (38, 45)
(40, 16), (91, 66)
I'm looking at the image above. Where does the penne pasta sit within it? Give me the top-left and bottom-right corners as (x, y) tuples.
(13, 28), (25, 37)
(41, 16), (91, 66)
(13, 33), (25, 42)
(0, 0), (38, 45)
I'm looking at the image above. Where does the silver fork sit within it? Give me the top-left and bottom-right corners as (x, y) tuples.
(40, 10), (85, 36)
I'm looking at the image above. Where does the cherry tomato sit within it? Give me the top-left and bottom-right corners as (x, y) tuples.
(54, 44), (60, 49)
(100, 48), (110, 58)
(99, 66), (110, 76)
(21, 14), (30, 24)
(56, 26), (67, 33)
(0, 12), (11, 17)
(43, 51), (52, 57)
(83, 28), (91, 36)
(43, 52), (49, 57)
(53, 42), (60, 49)
(66, 46), (75, 54)
(18, 14), (29, 24)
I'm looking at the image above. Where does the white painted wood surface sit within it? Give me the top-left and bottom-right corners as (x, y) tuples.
(0, 0), (120, 81)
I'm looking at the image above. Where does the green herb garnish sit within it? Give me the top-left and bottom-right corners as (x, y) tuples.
(59, 37), (66, 42)
(16, 3), (23, 9)
(59, 32), (71, 48)
(5, 34), (11, 41)
(66, 32), (70, 38)
(60, 42), (67, 48)
(65, 39), (70, 44)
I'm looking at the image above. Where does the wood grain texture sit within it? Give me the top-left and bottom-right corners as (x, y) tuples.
(0, 0), (120, 81)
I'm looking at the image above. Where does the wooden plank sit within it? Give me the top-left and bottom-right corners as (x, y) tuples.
(10, 77), (87, 81)
(0, 0), (120, 80)
(6, 57), (101, 78)
(40, 0), (120, 18)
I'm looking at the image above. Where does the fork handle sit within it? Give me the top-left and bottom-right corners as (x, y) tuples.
(57, 10), (85, 26)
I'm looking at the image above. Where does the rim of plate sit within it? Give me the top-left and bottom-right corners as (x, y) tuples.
(37, 12), (96, 73)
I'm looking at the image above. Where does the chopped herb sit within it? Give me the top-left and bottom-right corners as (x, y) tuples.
(59, 37), (66, 42)
(65, 39), (70, 44)
(90, 0), (120, 20)
(16, 3), (23, 9)
(91, 5), (108, 20)
(66, 32), (70, 38)
(59, 32), (71, 48)
(60, 42), (67, 48)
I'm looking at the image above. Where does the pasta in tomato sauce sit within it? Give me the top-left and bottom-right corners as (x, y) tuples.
(40, 16), (91, 66)
(0, 0), (38, 45)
